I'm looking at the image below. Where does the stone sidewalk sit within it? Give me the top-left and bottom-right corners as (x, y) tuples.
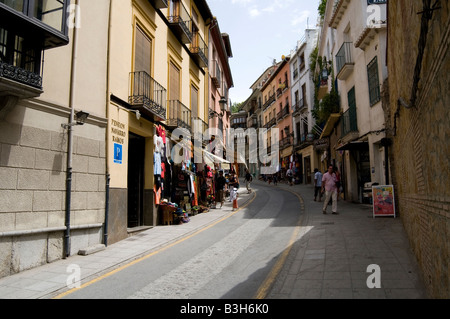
(260, 180), (429, 299)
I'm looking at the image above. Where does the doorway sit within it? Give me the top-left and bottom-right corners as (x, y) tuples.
(128, 133), (145, 228)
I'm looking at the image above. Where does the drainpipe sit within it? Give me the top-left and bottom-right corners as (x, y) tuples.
(104, 0), (113, 247)
(64, 0), (80, 258)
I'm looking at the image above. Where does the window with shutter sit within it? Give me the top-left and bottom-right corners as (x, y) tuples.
(134, 25), (151, 75)
(169, 61), (180, 120)
(191, 84), (198, 119)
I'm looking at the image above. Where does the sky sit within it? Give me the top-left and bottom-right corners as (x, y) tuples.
(207, 0), (321, 104)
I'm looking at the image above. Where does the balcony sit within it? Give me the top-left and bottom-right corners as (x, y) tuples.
(0, 1), (69, 50)
(0, 0), (71, 109)
(211, 60), (221, 88)
(336, 42), (354, 80)
(263, 94), (275, 110)
(148, 0), (168, 9)
(247, 114), (258, 129)
(264, 117), (276, 129)
(167, 100), (191, 131)
(190, 33), (208, 68)
(292, 98), (307, 117)
(295, 135), (314, 151)
(129, 71), (167, 122)
(276, 105), (290, 122)
(167, 0), (192, 44)
(280, 136), (292, 150)
(341, 108), (358, 139)
(317, 71), (329, 100)
(192, 116), (208, 132)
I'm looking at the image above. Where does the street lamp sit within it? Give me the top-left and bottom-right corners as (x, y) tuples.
(61, 110), (90, 129)
(219, 96), (227, 111)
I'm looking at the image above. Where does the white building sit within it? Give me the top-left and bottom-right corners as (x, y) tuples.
(329, 0), (389, 202)
(289, 29), (319, 184)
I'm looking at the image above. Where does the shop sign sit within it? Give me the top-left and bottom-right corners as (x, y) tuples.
(367, 0), (386, 4)
(111, 119), (126, 165)
(372, 185), (396, 218)
(111, 119), (127, 145)
(314, 137), (329, 150)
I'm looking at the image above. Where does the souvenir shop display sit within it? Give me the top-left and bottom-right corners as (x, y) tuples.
(154, 125), (232, 226)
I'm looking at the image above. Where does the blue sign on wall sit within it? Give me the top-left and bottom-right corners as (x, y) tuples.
(114, 143), (123, 164)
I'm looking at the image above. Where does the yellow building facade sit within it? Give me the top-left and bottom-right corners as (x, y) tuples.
(106, 0), (212, 244)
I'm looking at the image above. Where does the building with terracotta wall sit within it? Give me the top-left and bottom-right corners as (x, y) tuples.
(208, 17), (233, 156)
(272, 57), (293, 175)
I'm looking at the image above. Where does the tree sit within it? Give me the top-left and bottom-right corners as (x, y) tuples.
(318, 0), (327, 21)
(231, 101), (243, 114)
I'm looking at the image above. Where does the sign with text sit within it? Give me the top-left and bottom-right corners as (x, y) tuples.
(372, 185), (396, 218)
(114, 143), (123, 164)
(368, 0), (386, 4)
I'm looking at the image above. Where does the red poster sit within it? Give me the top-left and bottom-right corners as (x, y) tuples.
(372, 185), (396, 218)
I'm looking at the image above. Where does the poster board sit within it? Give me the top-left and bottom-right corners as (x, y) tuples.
(372, 185), (396, 218)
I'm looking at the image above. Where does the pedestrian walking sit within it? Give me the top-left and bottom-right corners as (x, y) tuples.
(314, 168), (323, 202)
(215, 170), (226, 208)
(229, 173), (239, 203)
(286, 168), (294, 186)
(321, 165), (339, 215)
(245, 169), (253, 193)
(231, 187), (239, 211)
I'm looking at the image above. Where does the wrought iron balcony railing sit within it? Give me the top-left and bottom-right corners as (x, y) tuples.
(167, 0), (192, 44)
(190, 33), (208, 68)
(0, 61), (42, 90)
(167, 100), (191, 131)
(211, 60), (221, 88)
(263, 94), (276, 110)
(280, 136), (292, 149)
(336, 42), (354, 80)
(292, 98), (307, 116)
(129, 71), (167, 121)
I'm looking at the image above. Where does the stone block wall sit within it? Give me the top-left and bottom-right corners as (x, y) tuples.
(386, 0), (449, 298)
(0, 105), (107, 279)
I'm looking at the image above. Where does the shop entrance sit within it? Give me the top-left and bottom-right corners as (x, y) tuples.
(128, 133), (145, 228)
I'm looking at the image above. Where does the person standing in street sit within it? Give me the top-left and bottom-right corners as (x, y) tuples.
(215, 170), (226, 208)
(229, 172), (238, 202)
(322, 165), (338, 214)
(286, 168), (294, 186)
(245, 169), (253, 193)
(314, 168), (323, 202)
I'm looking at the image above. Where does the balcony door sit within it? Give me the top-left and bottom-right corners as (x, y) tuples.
(191, 84), (198, 119)
(168, 61), (181, 122)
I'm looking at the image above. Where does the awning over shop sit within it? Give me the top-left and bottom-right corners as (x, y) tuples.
(320, 114), (341, 139)
(203, 149), (231, 166)
(336, 141), (369, 151)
